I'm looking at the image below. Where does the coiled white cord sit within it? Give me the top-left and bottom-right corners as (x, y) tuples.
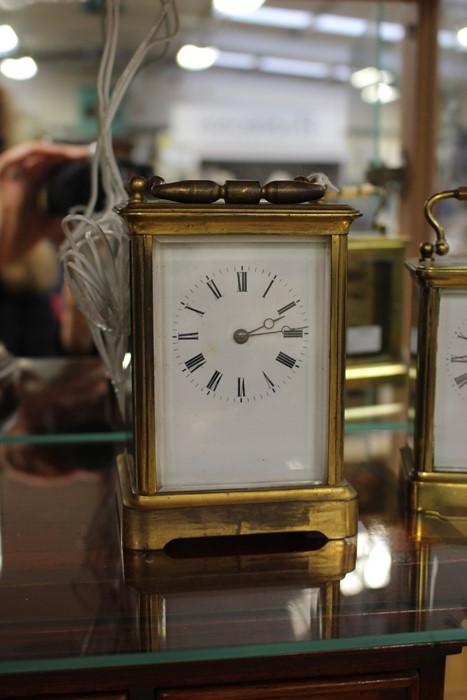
(58, 0), (179, 420)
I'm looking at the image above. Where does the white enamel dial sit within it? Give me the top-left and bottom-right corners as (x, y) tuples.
(447, 318), (467, 399)
(434, 288), (467, 471)
(172, 265), (309, 403)
(153, 236), (331, 492)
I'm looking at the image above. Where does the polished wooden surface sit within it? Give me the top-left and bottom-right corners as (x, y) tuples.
(0, 358), (466, 698)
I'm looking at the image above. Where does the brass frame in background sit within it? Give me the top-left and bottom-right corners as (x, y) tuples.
(403, 258), (467, 517)
(345, 236), (409, 388)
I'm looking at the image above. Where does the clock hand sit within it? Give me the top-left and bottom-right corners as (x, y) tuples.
(248, 325), (308, 338)
(246, 315), (285, 335)
(233, 315), (285, 345)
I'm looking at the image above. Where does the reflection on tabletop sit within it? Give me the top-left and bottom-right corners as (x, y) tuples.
(0, 356), (465, 666)
(0, 353), (124, 480)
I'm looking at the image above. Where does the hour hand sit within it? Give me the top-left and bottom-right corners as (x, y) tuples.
(233, 316), (285, 345)
(246, 315), (285, 335)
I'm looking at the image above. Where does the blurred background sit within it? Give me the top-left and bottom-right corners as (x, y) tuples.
(0, 0), (464, 242)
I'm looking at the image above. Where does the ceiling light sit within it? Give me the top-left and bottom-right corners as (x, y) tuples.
(212, 0), (265, 17)
(214, 50), (256, 70)
(361, 83), (400, 104)
(457, 26), (467, 47)
(176, 44), (219, 71)
(214, 6), (313, 30)
(259, 56), (329, 79)
(0, 56), (38, 80)
(0, 25), (18, 55)
(313, 14), (367, 37)
(378, 22), (404, 42)
(333, 65), (352, 82)
(350, 67), (394, 89)
(438, 30), (458, 49)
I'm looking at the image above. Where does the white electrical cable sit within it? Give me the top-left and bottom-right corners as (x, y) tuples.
(0, 0), (79, 7)
(59, 0), (179, 420)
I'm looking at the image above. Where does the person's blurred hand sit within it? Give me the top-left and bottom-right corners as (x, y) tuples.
(0, 140), (90, 267)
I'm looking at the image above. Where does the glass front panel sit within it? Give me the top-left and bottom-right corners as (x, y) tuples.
(153, 235), (331, 492)
(434, 288), (467, 471)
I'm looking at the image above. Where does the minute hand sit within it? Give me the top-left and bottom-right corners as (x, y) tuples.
(248, 325), (308, 338)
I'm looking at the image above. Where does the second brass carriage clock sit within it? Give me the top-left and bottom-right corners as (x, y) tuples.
(117, 176), (360, 550)
(403, 187), (467, 517)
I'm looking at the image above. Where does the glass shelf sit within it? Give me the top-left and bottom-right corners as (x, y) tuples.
(0, 357), (466, 678)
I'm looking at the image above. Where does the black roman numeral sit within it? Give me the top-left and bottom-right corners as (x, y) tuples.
(283, 328), (303, 338)
(454, 372), (467, 389)
(177, 332), (199, 340)
(206, 370), (223, 391)
(451, 354), (467, 363)
(184, 353), (206, 373)
(276, 351), (296, 369)
(277, 301), (297, 315)
(237, 377), (246, 397)
(237, 267), (247, 292)
(206, 278), (222, 299)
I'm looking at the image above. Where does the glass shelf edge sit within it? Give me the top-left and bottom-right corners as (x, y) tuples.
(0, 629), (465, 677)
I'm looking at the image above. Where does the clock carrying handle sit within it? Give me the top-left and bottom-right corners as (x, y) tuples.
(129, 175), (326, 204)
(421, 186), (467, 260)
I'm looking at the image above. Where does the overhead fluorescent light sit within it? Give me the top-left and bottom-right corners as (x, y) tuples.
(438, 29), (459, 49)
(0, 56), (37, 80)
(313, 14), (367, 37)
(350, 67), (394, 89)
(214, 6), (313, 30)
(174, 46), (350, 82)
(332, 65), (352, 82)
(361, 83), (400, 104)
(259, 56), (329, 79)
(214, 50), (256, 70)
(176, 44), (219, 71)
(0, 25), (18, 55)
(379, 22), (404, 42)
(212, 0), (265, 17)
(457, 26), (467, 47)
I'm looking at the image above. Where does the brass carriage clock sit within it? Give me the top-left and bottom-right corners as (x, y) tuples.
(117, 176), (360, 550)
(403, 187), (467, 517)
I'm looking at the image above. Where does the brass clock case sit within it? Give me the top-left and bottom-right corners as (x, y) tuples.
(117, 177), (360, 550)
(404, 187), (467, 518)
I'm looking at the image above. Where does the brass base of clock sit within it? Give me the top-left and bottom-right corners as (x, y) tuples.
(123, 537), (357, 592)
(401, 446), (467, 519)
(408, 508), (467, 543)
(117, 452), (358, 551)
